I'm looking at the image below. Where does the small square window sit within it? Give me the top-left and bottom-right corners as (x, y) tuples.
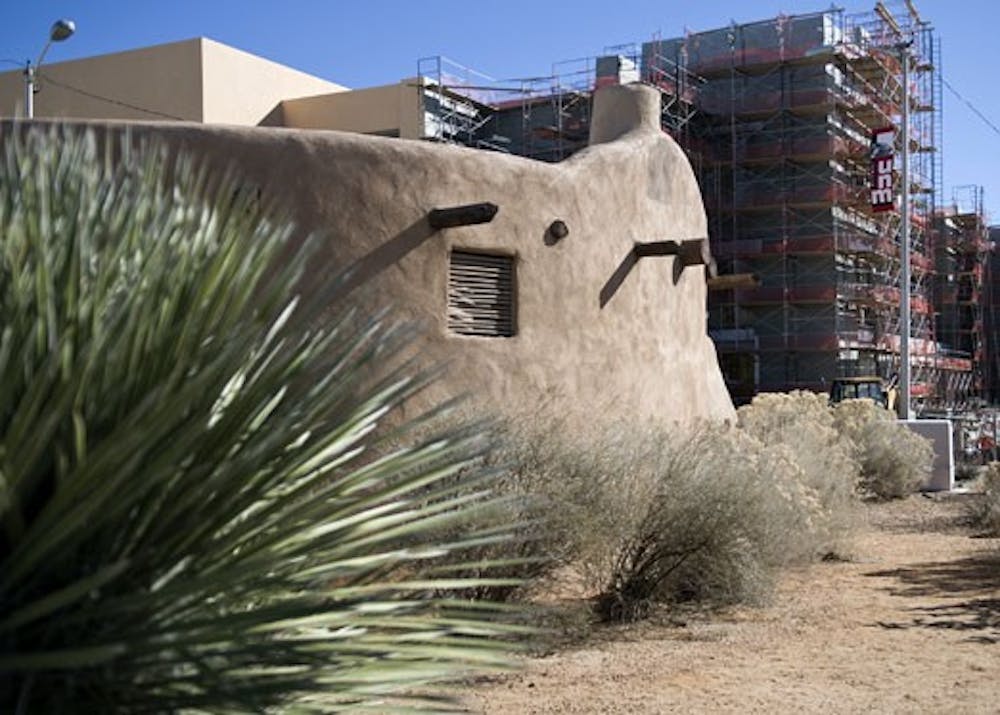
(448, 251), (516, 337)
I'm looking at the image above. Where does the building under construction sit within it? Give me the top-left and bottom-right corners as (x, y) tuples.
(414, 2), (992, 412)
(933, 186), (991, 408)
(982, 224), (1000, 405)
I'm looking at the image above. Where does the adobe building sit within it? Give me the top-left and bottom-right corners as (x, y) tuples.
(1, 40), (735, 425)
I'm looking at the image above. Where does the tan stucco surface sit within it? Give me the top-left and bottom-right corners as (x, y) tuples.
(0, 39), (204, 121)
(279, 80), (422, 138)
(199, 39), (346, 126)
(0, 38), (345, 125)
(6, 83), (734, 426)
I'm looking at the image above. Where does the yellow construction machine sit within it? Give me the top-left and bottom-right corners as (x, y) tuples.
(828, 375), (898, 412)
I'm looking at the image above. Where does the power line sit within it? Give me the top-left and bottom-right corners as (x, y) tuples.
(35, 72), (186, 121)
(5, 60), (184, 120)
(943, 76), (1000, 139)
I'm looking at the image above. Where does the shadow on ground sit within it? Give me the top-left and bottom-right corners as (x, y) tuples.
(864, 494), (980, 535)
(866, 551), (1000, 643)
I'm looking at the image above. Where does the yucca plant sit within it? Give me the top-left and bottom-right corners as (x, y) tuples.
(0, 126), (525, 713)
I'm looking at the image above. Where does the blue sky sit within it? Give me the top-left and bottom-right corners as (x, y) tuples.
(2, 1), (997, 220)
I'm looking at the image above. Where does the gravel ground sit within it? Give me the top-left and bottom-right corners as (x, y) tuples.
(463, 494), (1000, 714)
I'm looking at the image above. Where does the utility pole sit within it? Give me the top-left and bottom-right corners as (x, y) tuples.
(23, 62), (34, 118)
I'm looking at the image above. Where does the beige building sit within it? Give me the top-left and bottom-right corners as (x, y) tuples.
(0, 37), (458, 140)
(0, 37), (347, 125)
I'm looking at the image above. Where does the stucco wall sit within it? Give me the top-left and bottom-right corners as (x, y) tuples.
(280, 80), (422, 138)
(0, 38), (345, 126)
(6, 83), (734, 427)
(0, 39), (204, 121)
(199, 39), (346, 126)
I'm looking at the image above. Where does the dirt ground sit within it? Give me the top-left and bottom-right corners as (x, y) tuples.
(463, 494), (1000, 714)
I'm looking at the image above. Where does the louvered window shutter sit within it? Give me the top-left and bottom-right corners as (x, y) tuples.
(448, 251), (516, 337)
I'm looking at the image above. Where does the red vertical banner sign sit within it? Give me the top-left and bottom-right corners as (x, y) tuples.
(870, 126), (896, 213)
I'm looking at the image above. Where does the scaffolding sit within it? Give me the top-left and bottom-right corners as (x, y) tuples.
(986, 226), (1000, 405)
(931, 185), (990, 409)
(654, 4), (957, 408)
(415, 56), (529, 150)
(414, 47), (703, 163)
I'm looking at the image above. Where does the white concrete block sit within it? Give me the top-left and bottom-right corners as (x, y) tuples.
(901, 419), (954, 492)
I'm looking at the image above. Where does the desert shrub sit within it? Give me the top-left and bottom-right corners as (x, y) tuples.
(832, 398), (933, 499)
(457, 392), (868, 622)
(420, 419), (578, 602)
(427, 394), (881, 626)
(968, 462), (1000, 534)
(583, 424), (830, 621)
(444, 419), (667, 603)
(458, 400), (862, 622)
(421, 418), (685, 609)
(550, 424), (667, 603)
(736, 391), (860, 547)
(0, 127), (522, 712)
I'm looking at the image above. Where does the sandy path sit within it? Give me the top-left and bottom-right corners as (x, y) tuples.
(463, 495), (1000, 714)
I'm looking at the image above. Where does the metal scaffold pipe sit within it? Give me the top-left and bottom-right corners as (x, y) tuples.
(899, 40), (914, 420)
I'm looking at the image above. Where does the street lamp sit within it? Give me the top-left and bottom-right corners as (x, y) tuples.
(23, 18), (76, 119)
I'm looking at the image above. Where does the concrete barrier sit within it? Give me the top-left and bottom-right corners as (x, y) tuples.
(901, 419), (954, 492)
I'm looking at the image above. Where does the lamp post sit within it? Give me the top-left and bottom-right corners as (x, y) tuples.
(23, 18), (76, 118)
